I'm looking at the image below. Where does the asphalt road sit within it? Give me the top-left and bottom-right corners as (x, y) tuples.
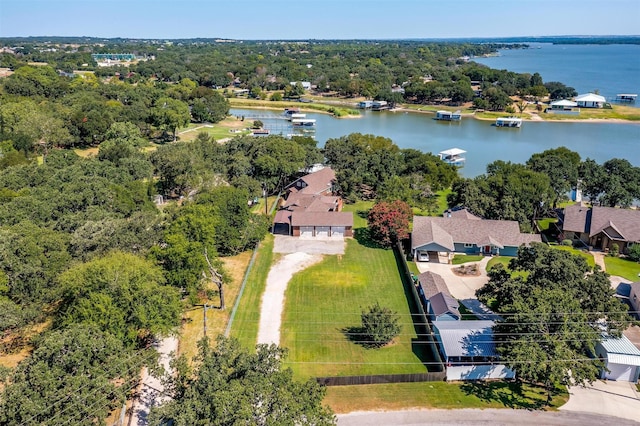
(337, 408), (640, 425)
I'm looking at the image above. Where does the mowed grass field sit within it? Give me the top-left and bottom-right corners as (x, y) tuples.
(324, 381), (569, 413)
(604, 256), (640, 281)
(229, 234), (278, 349)
(280, 201), (427, 378)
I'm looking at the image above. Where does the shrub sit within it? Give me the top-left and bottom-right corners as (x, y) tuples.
(561, 239), (573, 246)
(360, 302), (401, 348)
(628, 244), (640, 262)
(608, 244), (619, 257)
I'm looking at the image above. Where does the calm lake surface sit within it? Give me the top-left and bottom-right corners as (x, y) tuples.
(231, 107), (640, 178)
(473, 43), (640, 102)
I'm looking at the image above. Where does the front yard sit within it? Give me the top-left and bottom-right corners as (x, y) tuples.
(280, 237), (428, 378)
(604, 256), (640, 281)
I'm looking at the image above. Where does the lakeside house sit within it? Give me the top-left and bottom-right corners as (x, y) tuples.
(547, 99), (579, 115)
(561, 204), (640, 254)
(433, 320), (515, 381)
(272, 166), (353, 238)
(575, 93), (606, 108)
(411, 209), (540, 261)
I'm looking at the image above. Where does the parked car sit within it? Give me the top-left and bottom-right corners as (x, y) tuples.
(417, 252), (430, 262)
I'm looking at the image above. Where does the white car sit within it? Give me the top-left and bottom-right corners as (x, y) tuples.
(417, 252), (429, 262)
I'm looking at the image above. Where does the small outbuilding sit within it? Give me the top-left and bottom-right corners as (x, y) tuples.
(596, 334), (640, 382)
(433, 320), (515, 381)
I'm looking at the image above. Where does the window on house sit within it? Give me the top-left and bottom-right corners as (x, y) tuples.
(464, 243), (473, 248)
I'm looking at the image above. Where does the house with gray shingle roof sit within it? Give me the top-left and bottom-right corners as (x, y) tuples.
(411, 210), (540, 260)
(416, 271), (460, 321)
(562, 204), (640, 253)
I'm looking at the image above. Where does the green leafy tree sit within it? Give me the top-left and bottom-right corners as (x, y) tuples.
(478, 243), (631, 403)
(627, 244), (640, 262)
(0, 325), (148, 426)
(526, 147), (581, 208)
(57, 251), (181, 347)
(151, 97), (190, 141)
(367, 200), (412, 247)
(148, 336), (336, 426)
(360, 302), (401, 347)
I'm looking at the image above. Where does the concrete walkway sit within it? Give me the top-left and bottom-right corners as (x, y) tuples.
(129, 336), (178, 426)
(257, 252), (323, 345)
(559, 379), (640, 423)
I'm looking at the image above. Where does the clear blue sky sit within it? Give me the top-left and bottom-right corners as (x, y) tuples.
(1, 0), (639, 39)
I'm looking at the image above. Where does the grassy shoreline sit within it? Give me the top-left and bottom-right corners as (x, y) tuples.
(228, 97), (640, 123)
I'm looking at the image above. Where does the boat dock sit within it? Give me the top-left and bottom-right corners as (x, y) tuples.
(439, 148), (466, 166)
(495, 117), (522, 128)
(614, 94), (637, 103)
(435, 110), (462, 121)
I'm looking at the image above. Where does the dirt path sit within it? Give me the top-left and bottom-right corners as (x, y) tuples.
(257, 252), (323, 345)
(129, 336), (178, 426)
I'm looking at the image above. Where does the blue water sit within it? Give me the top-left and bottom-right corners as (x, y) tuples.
(231, 107), (640, 178)
(473, 43), (640, 101)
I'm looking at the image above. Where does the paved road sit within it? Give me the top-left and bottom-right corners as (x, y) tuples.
(337, 408), (640, 425)
(129, 336), (178, 426)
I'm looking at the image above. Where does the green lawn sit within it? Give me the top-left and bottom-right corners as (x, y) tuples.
(451, 254), (483, 265)
(342, 201), (374, 228)
(280, 237), (427, 378)
(486, 256), (512, 272)
(229, 234), (277, 349)
(604, 256), (640, 281)
(324, 381), (569, 413)
(550, 245), (595, 268)
(537, 218), (558, 232)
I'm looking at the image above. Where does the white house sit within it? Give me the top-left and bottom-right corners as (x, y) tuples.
(575, 93), (606, 108)
(595, 334), (640, 382)
(548, 99), (579, 114)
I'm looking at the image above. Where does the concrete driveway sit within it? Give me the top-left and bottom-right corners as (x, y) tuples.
(273, 235), (345, 255)
(415, 258), (491, 300)
(559, 379), (640, 423)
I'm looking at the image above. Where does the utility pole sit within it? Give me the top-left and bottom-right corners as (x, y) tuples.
(262, 182), (268, 215)
(203, 303), (207, 336)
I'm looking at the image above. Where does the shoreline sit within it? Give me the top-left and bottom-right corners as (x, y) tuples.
(229, 102), (640, 125)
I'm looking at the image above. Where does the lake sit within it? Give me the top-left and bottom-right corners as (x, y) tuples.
(473, 43), (640, 101)
(230, 107), (640, 178)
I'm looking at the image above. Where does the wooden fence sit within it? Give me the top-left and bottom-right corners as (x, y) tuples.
(316, 371), (446, 386)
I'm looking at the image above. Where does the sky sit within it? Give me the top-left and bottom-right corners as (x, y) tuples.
(1, 0), (639, 40)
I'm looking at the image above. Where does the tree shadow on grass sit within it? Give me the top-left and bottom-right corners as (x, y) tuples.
(353, 227), (385, 249)
(340, 326), (385, 349)
(459, 381), (558, 410)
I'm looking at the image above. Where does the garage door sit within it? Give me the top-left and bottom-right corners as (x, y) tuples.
(331, 226), (345, 237)
(300, 226), (314, 237)
(316, 226), (330, 237)
(605, 363), (633, 381)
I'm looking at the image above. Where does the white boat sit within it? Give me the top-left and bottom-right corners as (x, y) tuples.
(495, 117), (522, 128)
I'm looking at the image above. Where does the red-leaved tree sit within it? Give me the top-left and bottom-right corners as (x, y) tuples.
(367, 200), (412, 247)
